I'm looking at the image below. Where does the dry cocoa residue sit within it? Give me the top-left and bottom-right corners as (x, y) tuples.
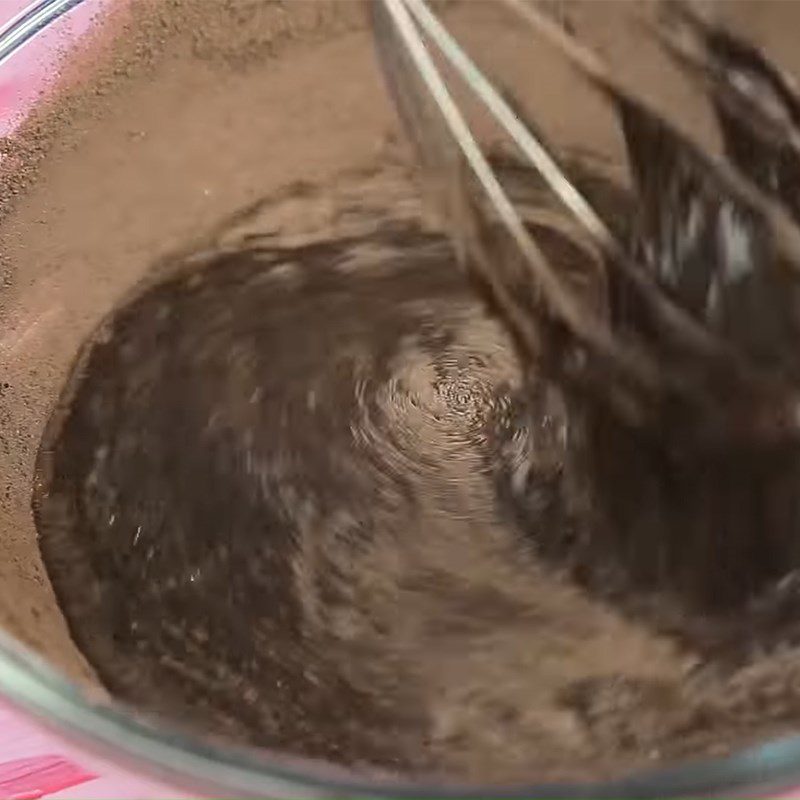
(0, 0), (369, 229)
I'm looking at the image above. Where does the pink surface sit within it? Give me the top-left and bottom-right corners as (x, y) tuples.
(0, 755), (95, 799)
(0, 0), (109, 135)
(0, 702), (189, 799)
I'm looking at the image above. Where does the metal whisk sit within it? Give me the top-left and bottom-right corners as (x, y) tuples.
(371, 0), (800, 450)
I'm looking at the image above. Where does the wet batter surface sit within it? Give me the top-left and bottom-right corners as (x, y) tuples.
(31, 175), (688, 782)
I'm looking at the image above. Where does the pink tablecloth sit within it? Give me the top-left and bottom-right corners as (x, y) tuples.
(0, 702), (189, 799)
(0, 0), (108, 135)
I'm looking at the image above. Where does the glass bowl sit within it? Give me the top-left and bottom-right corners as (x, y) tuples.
(1, 2), (800, 798)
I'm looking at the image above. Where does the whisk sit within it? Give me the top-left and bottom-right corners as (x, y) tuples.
(371, 0), (800, 453)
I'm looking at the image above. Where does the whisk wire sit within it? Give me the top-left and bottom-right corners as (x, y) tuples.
(501, 0), (800, 274)
(373, 0), (632, 368)
(372, 0), (800, 441)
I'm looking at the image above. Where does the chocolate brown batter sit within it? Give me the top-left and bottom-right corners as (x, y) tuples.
(33, 169), (691, 783)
